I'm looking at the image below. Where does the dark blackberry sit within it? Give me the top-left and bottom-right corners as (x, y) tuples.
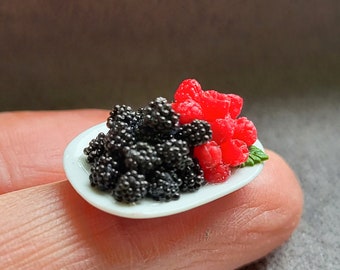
(83, 132), (105, 163)
(148, 170), (180, 202)
(175, 120), (212, 146)
(113, 170), (148, 203)
(123, 142), (161, 173)
(141, 97), (180, 133)
(104, 123), (136, 153)
(89, 154), (120, 191)
(135, 126), (175, 145)
(107, 105), (137, 128)
(176, 158), (206, 192)
(156, 138), (190, 169)
(84, 96), (213, 204)
(164, 169), (183, 187)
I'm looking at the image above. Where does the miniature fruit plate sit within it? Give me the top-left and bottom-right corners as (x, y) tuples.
(64, 122), (265, 219)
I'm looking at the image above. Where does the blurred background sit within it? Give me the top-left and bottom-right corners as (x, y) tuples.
(1, 0), (339, 111)
(1, 1), (339, 269)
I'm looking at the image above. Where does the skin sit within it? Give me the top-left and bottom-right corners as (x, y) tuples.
(0, 110), (303, 270)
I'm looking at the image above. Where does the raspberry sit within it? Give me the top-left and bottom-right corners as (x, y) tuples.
(226, 94), (243, 119)
(193, 141), (222, 170)
(203, 163), (231, 183)
(220, 139), (249, 166)
(200, 90), (231, 121)
(233, 117), (257, 146)
(175, 119), (212, 146)
(172, 99), (204, 124)
(174, 79), (202, 102)
(193, 141), (232, 183)
(210, 117), (235, 144)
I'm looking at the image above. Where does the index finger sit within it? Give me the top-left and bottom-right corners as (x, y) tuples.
(0, 110), (108, 194)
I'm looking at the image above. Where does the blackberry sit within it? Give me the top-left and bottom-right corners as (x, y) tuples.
(148, 170), (180, 202)
(175, 120), (212, 146)
(167, 169), (183, 187)
(83, 132), (105, 163)
(141, 97), (179, 133)
(104, 124), (135, 153)
(107, 105), (137, 128)
(156, 138), (190, 169)
(113, 170), (148, 203)
(176, 158), (206, 192)
(84, 95), (214, 204)
(89, 154), (120, 191)
(135, 126), (175, 145)
(123, 142), (161, 173)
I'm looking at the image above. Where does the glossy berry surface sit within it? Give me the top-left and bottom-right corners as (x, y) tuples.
(113, 170), (148, 203)
(174, 78), (202, 102)
(209, 118), (234, 144)
(83, 132), (106, 163)
(172, 78), (258, 183)
(84, 79), (261, 203)
(203, 163), (231, 184)
(123, 142), (161, 173)
(221, 139), (249, 166)
(177, 158), (205, 192)
(175, 119), (212, 147)
(89, 153), (120, 191)
(172, 99), (204, 124)
(233, 117), (257, 146)
(142, 97), (179, 132)
(84, 95), (212, 203)
(200, 90), (231, 121)
(107, 104), (137, 128)
(148, 171), (180, 202)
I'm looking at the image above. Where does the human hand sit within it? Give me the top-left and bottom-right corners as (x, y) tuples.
(0, 110), (303, 270)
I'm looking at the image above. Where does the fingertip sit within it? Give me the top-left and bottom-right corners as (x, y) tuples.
(229, 149), (304, 267)
(173, 149), (304, 269)
(256, 149), (304, 231)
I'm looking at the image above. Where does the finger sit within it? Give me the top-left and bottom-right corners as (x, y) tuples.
(0, 110), (108, 194)
(0, 150), (303, 270)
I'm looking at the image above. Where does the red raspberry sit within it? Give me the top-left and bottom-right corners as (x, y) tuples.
(220, 139), (249, 166)
(172, 100), (204, 124)
(233, 117), (257, 146)
(193, 141), (222, 170)
(210, 117), (235, 144)
(226, 94), (243, 119)
(203, 163), (231, 183)
(174, 79), (202, 102)
(200, 90), (230, 121)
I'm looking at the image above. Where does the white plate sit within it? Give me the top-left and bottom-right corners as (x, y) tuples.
(64, 122), (265, 219)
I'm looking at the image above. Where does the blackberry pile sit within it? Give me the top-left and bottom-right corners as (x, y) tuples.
(83, 97), (212, 204)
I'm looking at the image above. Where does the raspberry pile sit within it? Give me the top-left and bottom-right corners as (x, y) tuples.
(84, 79), (265, 204)
(84, 97), (210, 203)
(172, 79), (258, 183)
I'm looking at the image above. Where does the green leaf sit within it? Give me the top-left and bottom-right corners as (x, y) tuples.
(240, 145), (269, 167)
